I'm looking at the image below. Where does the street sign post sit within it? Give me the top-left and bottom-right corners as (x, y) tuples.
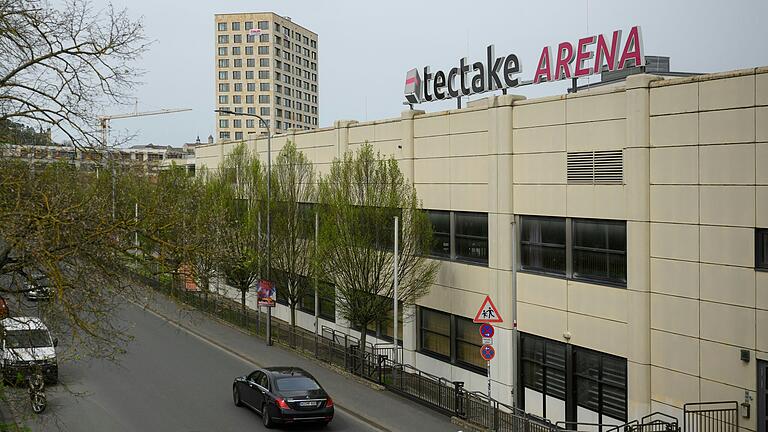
(475, 297), (502, 409)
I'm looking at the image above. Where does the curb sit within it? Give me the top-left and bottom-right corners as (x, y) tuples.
(133, 299), (392, 432)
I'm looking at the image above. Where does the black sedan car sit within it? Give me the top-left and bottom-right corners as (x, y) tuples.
(233, 367), (334, 428)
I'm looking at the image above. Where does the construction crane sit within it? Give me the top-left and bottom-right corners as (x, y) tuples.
(97, 107), (192, 220)
(98, 107), (192, 147)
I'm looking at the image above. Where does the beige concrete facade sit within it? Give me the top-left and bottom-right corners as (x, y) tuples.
(215, 12), (318, 142)
(196, 66), (768, 431)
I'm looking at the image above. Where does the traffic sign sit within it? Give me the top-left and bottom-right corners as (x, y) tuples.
(479, 323), (495, 338)
(480, 344), (496, 361)
(473, 295), (503, 323)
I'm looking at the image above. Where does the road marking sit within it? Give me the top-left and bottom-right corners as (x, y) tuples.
(126, 298), (391, 432)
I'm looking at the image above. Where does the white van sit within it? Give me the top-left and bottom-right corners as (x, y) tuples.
(0, 317), (58, 384)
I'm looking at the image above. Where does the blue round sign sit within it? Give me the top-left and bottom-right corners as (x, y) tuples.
(479, 323), (495, 338)
(480, 344), (496, 361)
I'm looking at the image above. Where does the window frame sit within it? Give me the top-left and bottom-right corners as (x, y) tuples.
(517, 216), (627, 288)
(424, 210), (489, 267)
(418, 307), (451, 361)
(520, 216), (567, 276)
(757, 229), (768, 271)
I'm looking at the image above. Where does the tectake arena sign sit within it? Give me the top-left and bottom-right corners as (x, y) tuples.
(405, 26), (644, 104)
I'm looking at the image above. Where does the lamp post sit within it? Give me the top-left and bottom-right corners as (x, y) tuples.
(214, 109), (272, 346)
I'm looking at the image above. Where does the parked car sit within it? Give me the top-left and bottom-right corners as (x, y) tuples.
(232, 367), (333, 428)
(0, 317), (58, 384)
(23, 276), (52, 301)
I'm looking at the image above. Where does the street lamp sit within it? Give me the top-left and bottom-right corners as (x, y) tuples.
(214, 109), (272, 346)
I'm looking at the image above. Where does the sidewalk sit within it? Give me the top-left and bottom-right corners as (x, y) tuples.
(141, 290), (458, 432)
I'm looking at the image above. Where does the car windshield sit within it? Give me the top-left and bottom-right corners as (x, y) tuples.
(275, 376), (320, 392)
(5, 329), (51, 349)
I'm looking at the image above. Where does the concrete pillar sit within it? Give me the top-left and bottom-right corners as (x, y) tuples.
(624, 74), (662, 421)
(333, 120), (357, 158)
(400, 109), (424, 186)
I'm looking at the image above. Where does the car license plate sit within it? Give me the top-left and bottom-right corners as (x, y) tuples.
(299, 401), (316, 407)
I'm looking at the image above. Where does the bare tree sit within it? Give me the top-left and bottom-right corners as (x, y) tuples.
(271, 142), (317, 328)
(318, 143), (438, 370)
(0, 0), (148, 147)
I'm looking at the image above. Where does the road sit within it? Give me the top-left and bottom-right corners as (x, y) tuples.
(16, 299), (380, 431)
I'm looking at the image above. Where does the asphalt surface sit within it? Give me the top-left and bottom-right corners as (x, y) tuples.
(16, 300), (380, 431)
(5, 289), (457, 432)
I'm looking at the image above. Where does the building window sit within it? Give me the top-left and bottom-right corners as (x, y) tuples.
(259, 95), (270, 103)
(419, 308), (450, 360)
(259, 34), (269, 43)
(219, 119), (229, 128)
(455, 317), (483, 370)
(298, 280), (336, 322)
(245, 119), (255, 128)
(244, 21), (253, 30)
(218, 95), (228, 104)
(231, 22), (240, 31)
(235, 131), (243, 140)
(233, 34), (241, 44)
(245, 70), (254, 80)
(519, 217), (627, 287)
(260, 58), (269, 67)
(258, 70), (270, 79)
(246, 83), (256, 92)
(232, 119), (241, 128)
(757, 229), (768, 270)
(232, 71), (241, 80)
(260, 83), (270, 91)
(231, 46), (240, 56)
(232, 95), (241, 104)
(245, 95), (254, 104)
(520, 333), (628, 427)
(521, 216), (566, 275)
(257, 20), (269, 30)
(426, 210), (450, 258)
(217, 59), (229, 68)
(218, 71), (228, 80)
(218, 83), (229, 92)
(246, 58), (254, 67)
(574, 347), (628, 425)
(217, 22), (227, 31)
(572, 219), (626, 285)
(234, 58), (242, 68)
(418, 307), (485, 374)
(219, 131), (230, 140)
(454, 212), (488, 264)
(218, 47), (227, 56)
(260, 107), (270, 116)
(247, 107), (255, 115)
(245, 46), (253, 55)
(521, 333), (567, 423)
(246, 34), (255, 43)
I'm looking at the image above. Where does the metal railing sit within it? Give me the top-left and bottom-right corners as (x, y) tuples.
(684, 402), (738, 432)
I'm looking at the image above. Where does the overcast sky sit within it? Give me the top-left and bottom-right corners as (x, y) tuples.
(98, 0), (768, 146)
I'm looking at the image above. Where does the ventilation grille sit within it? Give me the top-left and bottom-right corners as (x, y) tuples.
(567, 150), (623, 184)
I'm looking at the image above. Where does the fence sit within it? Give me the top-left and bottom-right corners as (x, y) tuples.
(684, 402), (739, 432)
(134, 270), (692, 432)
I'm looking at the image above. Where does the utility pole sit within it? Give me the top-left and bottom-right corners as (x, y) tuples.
(393, 216), (399, 364)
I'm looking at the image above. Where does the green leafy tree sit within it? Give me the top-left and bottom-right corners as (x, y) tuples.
(271, 142), (317, 328)
(214, 144), (265, 320)
(318, 143), (438, 370)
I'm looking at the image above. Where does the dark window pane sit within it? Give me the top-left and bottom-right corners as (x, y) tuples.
(757, 229), (768, 269)
(275, 377), (320, 391)
(574, 347), (628, 422)
(572, 219), (626, 286)
(576, 376), (600, 411)
(521, 333), (566, 401)
(419, 308), (450, 358)
(427, 210), (451, 257)
(455, 317), (483, 369)
(520, 217), (566, 274)
(455, 212), (488, 264)
(522, 360), (543, 391)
